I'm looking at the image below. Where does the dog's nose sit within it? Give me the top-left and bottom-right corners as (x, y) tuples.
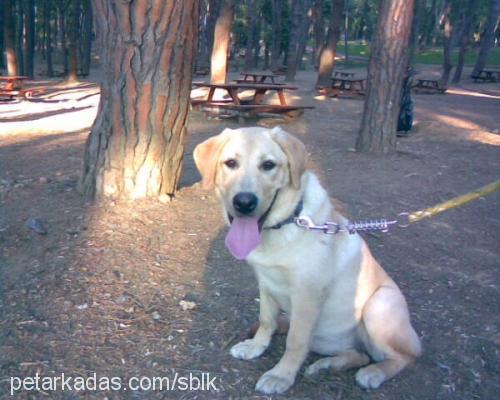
(233, 192), (258, 215)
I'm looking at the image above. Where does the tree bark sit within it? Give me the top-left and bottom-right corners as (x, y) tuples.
(356, 0), (415, 154)
(199, 0), (220, 68)
(23, 0), (35, 78)
(66, 1), (80, 82)
(58, 4), (68, 74)
(244, 0), (259, 70)
(316, 0), (344, 87)
(210, 0), (234, 83)
(3, 0), (19, 76)
(80, 0), (199, 201)
(440, 0), (457, 87)
(15, 0), (24, 75)
(270, 0), (283, 70)
(471, 0), (500, 76)
(312, 0), (325, 68)
(453, 0), (479, 82)
(44, 0), (54, 77)
(285, 0), (311, 81)
(80, 0), (93, 76)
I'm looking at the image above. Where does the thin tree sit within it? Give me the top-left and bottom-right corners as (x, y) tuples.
(471, 0), (500, 76)
(80, 1), (199, 200)
(270, 0), (284, 71)
(244, 0), (259, 70)
(453, 0), (479, 82)
(440, 0), (460, 87)
(66, 0), (80, 82)
(44, 0), (54, 77)
(3, 0), (19, 76)
(23, 0), (35, 78)
(356, 0), (415, 154)
(316, 0), (344, 87)
(210, 0), (235, 83)
(80, 0), (93, 77)
(312, 0), (325, 68)
(285, 0), (312, 81)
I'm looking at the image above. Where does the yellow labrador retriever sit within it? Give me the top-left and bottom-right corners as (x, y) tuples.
(194, 126), (421, 394)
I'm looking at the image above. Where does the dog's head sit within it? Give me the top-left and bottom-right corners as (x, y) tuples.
(193, 126), (307, 259)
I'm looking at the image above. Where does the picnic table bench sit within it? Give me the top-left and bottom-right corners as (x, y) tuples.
(470, 69), (500, 83)
(0, 76), (32, 100)
(234, 72), (282, 84)
(332, 71), (356, 78)
(191, 82), (313, 118)
(412, 78), (447, 93)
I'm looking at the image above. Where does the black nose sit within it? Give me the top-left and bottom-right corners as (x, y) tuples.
(233, 192), (258, 215)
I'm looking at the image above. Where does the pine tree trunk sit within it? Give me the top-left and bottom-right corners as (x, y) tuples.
(44, 0), (54, 77)
(66, 1), (80, 82)
(312, 0), (325, 68)
(285, 0), (311, 81)
(356, 0), (415, 154)
(316, 0), (343, 87)
(210, 0), (234, 83)
(440, 0), (456, 87)
(4, 0), (19, 76)
(453, 0), (479, 82)
(58, 5), (68, 74)
(0, 5), (4, 70)
(471, 0), (500, 76)
(199, 0), (220, 68)
(244, 0), (259, 70)
(80, 0), (92, 76)
(23, 0), (35, 78)
(270, 0), (283, 70)
(79, 0), (199, 201)
(15, 0), (24, 75)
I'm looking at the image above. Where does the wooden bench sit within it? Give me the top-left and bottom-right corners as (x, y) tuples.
(0, 76), (31, 100)
(412, 78), (447, 93)
(330, 76), (366, 94)
(236, 72), (282, 84)
(196, 102), (314, 118)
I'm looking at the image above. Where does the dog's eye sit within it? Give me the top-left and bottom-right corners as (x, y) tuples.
(224, 159), (239, 169)
(261, 160), (276, 171)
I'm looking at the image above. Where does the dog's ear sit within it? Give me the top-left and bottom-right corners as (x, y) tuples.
(193, 129), (233, 190)
(270, 126), (307, 189)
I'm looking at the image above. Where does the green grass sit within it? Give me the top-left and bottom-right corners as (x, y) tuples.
(339, 41), (500, 67)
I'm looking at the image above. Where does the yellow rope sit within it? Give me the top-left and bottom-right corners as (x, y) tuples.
(407, 180), (500, 223)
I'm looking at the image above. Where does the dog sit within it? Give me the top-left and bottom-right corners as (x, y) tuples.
(193, 126), (421, 394)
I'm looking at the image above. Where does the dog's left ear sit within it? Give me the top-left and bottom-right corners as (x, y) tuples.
(193, 129), (233, 189)
(270, 126), (307, 189)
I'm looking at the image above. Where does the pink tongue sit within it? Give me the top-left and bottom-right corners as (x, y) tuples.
(225, 217), (261, 260)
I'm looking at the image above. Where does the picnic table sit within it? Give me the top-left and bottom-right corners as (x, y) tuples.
(412, 78), (446, 93)
(191, 82), (313, 117)
(330, 76), (366, 94)
(0, 76), (32, 100)
(235, 72), (281, 84)
(332, 71), (356, 78)
(471, 69), (500, 83)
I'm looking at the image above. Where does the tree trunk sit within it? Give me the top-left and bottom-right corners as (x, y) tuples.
(270, 0), (283, 70)
(79, 0), (199, 201)
(3, 0), (19, 76)
(58, 5), (68, 74)
(356, 0), (415, 154)
(44, 0), (54, 77)
(244, 0), (259, 70)
(312, 0), (325, 68)
(440, 0), (456, 87)
(0, 4), (4, 70)
(210, 0), (235, 83)
(453, 0), (479, 82)
(316, 0), (344, 87)
(408, 0), (422, 65)
(15, 0), (24, 75)
(23, 0), (35, 78)
(66, 1), (80, 82)
(80, 0), (93, 76)
(285, 0), (311, 81)
(199, 0), (220, 68)
(471, 0), (500, 76)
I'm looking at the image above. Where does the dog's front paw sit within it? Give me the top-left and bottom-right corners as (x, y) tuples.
(255, 369), (294, 394)
(355, 366), (386, 389)
(230, 339), (267, 360)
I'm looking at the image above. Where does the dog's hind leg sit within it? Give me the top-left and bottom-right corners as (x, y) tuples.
(305, 350), (370, 376)
(356, 285), (421, 389)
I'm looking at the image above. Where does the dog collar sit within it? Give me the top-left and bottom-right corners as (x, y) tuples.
(266, 199), (304, 230)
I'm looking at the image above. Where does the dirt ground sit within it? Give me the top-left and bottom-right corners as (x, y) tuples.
(0, 69), (499, 400)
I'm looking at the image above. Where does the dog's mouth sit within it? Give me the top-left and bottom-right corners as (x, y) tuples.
(225, 191), (280, 260)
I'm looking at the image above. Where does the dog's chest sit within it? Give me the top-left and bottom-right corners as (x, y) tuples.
(253, 264), (293, 312)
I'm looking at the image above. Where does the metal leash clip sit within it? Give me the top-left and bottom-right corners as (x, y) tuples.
(295, 216), (397, 235)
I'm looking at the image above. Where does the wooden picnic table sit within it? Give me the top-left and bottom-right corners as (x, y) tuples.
(191, 82), (313, 117)
(235, 72), (281, 84)
(412, 78), (446, 93)
(332, 71), (356, 78)
(0, 76), (32, 100)
(330, 76), (366, 93)
(471, 69), (500, 83)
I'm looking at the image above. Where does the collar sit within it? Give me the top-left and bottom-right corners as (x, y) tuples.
(265, 198), (304, 230)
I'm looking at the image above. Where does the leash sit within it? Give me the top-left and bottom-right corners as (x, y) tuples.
(295, 180), (500, 235)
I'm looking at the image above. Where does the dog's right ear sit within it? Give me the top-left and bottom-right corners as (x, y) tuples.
(193, 129), (233, 190)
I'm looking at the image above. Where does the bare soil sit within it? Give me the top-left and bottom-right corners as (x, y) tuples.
(0, 70), (499, 400)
